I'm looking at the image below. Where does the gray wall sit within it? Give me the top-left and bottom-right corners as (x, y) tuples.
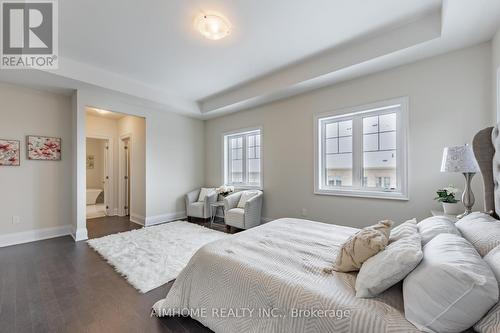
(205, 43), (493, 227)
(0, 83), (73, 235)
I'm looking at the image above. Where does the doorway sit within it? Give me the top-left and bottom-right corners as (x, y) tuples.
(86, 137), (112, 219)
(84, 107), (146, 239)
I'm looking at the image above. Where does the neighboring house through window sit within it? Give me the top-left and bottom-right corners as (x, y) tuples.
(224, 128), (262, 188)
(315, 97), (409, 200)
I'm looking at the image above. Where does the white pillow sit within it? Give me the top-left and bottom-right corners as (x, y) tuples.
(356, 224), (422, 298)
(475, 245), (500, 333)
(389, 218), (417, 242)
(197, 188), (214, 202)
(484, 245), (500, 284)
(403, 233), (499, 333)
(456, 212), (500, 256)
(237, 191), (259, 208)
(417, 216), (461, 245)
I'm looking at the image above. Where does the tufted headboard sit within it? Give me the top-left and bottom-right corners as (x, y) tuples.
(472, 126), (499, 219)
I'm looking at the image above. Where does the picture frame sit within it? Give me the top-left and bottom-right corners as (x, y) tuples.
(87, 155), (95, 169)
(27, 135), (62, 161)
(0, 139), (20, 166)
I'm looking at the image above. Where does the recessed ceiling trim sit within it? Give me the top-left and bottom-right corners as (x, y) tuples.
(199, 8), (442, 116)
(41, 57), (200, 115)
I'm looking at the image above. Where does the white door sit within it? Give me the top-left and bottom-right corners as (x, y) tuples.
(103, 141), (110, 215)
(123, 139), (130, 216)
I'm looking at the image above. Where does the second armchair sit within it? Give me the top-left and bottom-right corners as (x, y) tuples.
(224, 190), (263, 230)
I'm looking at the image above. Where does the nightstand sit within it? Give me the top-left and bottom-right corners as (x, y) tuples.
(210, 201), (225, 228)
(430, 210), (459, 222)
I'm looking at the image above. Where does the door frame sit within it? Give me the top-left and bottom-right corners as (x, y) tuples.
(119, 133), (132, 217)
(85, 135), (114, 216)
(497, 66), (500, 122)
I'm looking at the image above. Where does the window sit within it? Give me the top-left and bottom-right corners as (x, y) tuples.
(315, 98), (408, 200)
(224, 128), (262, 188)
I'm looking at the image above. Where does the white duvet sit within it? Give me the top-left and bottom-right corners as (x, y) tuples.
(153, 218), (419, 333)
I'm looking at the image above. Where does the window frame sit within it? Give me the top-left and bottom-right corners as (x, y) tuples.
(314, 97), (409, 200)
(223, 127), (263, 190)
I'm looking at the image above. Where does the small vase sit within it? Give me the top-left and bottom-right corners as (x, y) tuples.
(442, 202), (461, 215)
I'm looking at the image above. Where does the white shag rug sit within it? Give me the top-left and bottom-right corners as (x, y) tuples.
(87, 221), (230, 293)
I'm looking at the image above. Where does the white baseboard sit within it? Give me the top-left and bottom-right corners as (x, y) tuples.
(72, 227), (88, 242)
(145, 211), (187, 226)
(130, 213), (145, 226)
(0, 225), (72, 248)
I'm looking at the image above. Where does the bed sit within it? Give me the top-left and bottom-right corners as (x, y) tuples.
(153, 126), (500, 333)
(153, 218), (419, 332)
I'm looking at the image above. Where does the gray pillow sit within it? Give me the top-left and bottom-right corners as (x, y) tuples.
(456, 212), (500, 256)
(403, 234), (498, 333)
(389, 218), (417, 242)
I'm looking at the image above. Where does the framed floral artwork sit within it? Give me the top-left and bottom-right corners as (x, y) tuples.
(27, 135), (62, 161)
(0, 139), (20, 166)
(87, 155), (95, 169)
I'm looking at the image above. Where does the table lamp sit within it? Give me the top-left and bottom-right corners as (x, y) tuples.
(440, 144), (480, 219)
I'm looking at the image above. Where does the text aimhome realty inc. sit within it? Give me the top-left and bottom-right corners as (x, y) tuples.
(153, 307), (352, 320)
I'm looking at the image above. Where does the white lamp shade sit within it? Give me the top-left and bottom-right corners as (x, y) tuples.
(440, 145), (480, 173)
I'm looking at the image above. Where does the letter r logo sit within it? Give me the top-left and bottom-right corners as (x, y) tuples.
(2, 1), (53, 54)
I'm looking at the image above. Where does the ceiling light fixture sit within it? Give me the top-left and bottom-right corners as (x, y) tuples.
(96, 109), (109, 114)
(195, 13), (231, 40)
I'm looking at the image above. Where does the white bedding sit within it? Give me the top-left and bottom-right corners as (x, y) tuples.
(153, 218), (419, 333)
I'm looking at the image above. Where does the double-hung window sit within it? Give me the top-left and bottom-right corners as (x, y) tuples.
(315, 98), (408, 200)
(224, 128), (262, 188)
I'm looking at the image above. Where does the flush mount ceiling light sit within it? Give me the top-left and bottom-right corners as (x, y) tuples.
(95, 109), (109, 114)
(195, 13), (231, 40)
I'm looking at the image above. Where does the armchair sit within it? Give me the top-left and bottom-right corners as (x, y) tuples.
(224, 190), (263, 230)
(185, 188), (217, 220)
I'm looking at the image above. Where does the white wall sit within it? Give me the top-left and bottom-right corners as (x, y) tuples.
(86, 114), (119, 212)
(118, 115), (146, 220)
(205, 43), (493, 228)
(86, 138), (105, 189)
(493, 27), (500, 121)
(0, 83), (72, 246)
(73, 89), (204, 239)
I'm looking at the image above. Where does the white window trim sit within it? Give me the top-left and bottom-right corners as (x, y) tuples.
(313, 97), (409, 200)
(222, 126), (263, 190)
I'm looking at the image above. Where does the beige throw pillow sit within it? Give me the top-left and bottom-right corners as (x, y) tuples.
(334, 220), (393, 272)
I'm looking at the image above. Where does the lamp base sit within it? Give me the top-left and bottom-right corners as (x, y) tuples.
(456, 210), (472, 220)
(457, 172), (475, 220)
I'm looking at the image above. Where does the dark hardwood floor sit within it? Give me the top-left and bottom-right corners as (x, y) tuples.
(87, 215), (142, 239)
(0, 218), (222, 333)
